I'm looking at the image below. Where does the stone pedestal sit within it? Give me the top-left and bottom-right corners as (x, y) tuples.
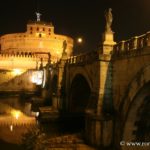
(101, 31), (116, 54)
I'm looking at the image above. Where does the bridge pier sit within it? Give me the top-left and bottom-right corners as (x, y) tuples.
(85, 113), (113, 148)
(52, 95), (59, 109)
(55, 50), (68, 110)
(84, 30), (115, 148)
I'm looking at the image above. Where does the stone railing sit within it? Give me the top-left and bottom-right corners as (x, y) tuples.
(67, 51), (99, 65)
(113, 31), (150, 54)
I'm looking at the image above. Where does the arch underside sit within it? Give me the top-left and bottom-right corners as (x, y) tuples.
(121, 65), (150, 150)
(69, 74), (91, 113)
(51, 75), (58, 95)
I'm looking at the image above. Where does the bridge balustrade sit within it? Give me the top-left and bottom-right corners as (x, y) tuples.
(130, 36), (138, 50)
(113, 31), (150, 55)
(146, 31), (150, 46)
(119, 41), (125, 51)
(137, 35), (144, 48)
(124, 40), (130, 51)
(76, 55), (81, 63)
(73, 56), (77, 63)
(67, 51), (99, 65)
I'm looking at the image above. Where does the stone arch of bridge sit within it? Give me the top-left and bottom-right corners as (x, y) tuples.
(70, 68), (93, 91)
(69, 73), (91, 113)
(51, 74), (58, 96)
(120, 65), (150, 150)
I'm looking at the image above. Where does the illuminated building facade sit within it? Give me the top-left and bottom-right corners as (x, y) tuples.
(0, 20), (73, 91)
(0, 20), (74, 66)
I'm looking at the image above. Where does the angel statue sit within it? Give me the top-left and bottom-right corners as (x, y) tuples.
(105, 8), (113, 32)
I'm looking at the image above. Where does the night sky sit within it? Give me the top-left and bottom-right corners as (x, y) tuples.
(1, 0), (150, 52)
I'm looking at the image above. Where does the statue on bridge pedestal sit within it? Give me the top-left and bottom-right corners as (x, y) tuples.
(101, 8), (116, 54)
(105, 8), (113, 33)
(61, 40), (67, 58)
(62, 40), (67, 53)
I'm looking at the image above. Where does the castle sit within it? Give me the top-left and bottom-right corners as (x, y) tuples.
(0, 18), (73, 70)
(0, 17), (73, 91)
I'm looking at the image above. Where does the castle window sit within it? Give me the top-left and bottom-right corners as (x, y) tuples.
(30, 27), (32, 30)
(49, 28), (51, 32)
(30, 31), (32, 34)
(37, 27), (39, 31)
(43, 28), (45, 31)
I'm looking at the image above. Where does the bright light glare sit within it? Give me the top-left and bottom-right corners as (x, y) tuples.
(77, 38), (83, 43)
(11, 110), (21, 120)
(13, 69), (23, 75)
(31, 71), (43, 85)
(10, 125), (13, 131)
(36, 112), (39, 117)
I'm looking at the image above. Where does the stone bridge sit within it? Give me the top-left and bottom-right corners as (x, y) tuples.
(0, 29), (149, 149)
(48, 31), (150, 150)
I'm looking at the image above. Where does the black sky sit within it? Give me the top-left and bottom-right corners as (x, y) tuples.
(1, 0), (150, 51)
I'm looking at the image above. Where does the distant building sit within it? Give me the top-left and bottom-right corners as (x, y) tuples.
(0, 20), (74, 69)
(0, 19), (73, 91)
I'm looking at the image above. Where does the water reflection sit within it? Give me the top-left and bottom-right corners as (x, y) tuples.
(0, 95), (36, 149)
(0, 95), (95, 150)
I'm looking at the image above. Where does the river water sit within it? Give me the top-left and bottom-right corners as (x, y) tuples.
(0, 95), (86, 150)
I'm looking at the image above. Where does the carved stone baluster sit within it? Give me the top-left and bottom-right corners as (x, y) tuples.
(120, 41), (125, 51)
(132, 36), (138, 50)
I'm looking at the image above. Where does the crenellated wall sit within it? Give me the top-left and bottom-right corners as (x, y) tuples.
(0, 51), (51, 70)
(0, 53), (37, 70)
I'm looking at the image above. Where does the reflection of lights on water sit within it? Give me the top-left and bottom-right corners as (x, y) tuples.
(36, 112), (39, 117)
(10, 125), (13, 132)
(15, 113), (19, 120)
(11, 110), (21, 120)
(12, 69), (23, 75)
